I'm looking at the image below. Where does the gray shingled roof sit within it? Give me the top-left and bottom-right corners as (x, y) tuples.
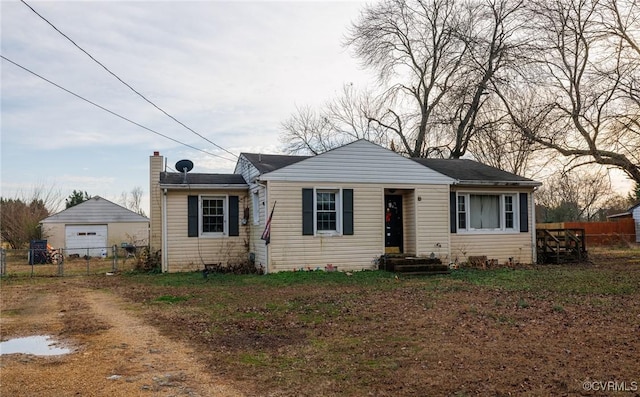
(41, 196), (149, 223)
(241, 153), (311, 174)
(241, 151), (538, 185)
(412, 158), (539, 185)
(160, 172), (247, 185)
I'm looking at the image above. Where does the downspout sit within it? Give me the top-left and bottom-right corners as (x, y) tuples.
(162, 188), (168, 272)
(447, 182), (457, 265)
(263, 183), (269, 274)
(531, 189), (537, 264)
(255, 179), (270, 274)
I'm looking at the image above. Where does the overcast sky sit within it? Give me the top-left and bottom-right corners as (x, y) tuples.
(2, 0), (634, 217)
(1, 0), (375, 214)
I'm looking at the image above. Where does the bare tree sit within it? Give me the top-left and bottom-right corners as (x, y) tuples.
(343, 0), (525, 158)
(280, 105), (337, 155)
(0, 185), (63, 249)
(281, 0), (526, 160)
(594, 192), (635, 220)
(497, 0), (640, 185)
(119, 186), (146, 217)
(467, 93), (544, 176)
(280, 84), (388, 154)
(536, 169), (616, 221)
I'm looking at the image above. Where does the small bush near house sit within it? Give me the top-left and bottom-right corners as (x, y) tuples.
(203, 260), (263, 275)
(134, 247), (161, 273)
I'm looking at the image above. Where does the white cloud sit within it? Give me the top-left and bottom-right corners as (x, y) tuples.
(1, 1), (376, 208)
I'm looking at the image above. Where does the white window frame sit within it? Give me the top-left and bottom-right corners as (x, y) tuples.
(200, 195), (228, 237)
(314, 188), (342, 236)
(456, 192), (519, 233)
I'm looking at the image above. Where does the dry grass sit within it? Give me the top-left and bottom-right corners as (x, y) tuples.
(77, 246), (640, 396)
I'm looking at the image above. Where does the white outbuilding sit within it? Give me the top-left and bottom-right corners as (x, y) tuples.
(40, 196), (149, 256)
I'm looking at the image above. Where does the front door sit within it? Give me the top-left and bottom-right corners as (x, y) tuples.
(385, 195), (403, 253)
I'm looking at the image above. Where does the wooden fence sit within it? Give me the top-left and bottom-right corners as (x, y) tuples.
(537, 219), (636, 246)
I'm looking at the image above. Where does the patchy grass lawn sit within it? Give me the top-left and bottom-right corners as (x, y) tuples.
(72, 247), (640, 396)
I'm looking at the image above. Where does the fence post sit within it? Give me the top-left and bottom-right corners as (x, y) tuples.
(58, 248), (64, 276)
(112, 245), (118, 272)
(0, 248), (5, 276)
(86, 248), (90, 275)
(30, 248), (35, 277)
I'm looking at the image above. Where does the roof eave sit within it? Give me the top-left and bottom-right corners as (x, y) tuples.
(159, 183), (248, 190)
(453, 180), (542, 187)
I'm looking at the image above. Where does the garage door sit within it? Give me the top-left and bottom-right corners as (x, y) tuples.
(65, 225), (107, 257)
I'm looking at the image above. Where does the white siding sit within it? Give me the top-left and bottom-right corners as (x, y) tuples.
(403, 192), (416, 255)
(450, 187), (536, 264)
(249, 185), (268, 271)
(260, 140), (454, 185)
(451, 233), (534, 264)
(236, 157), (269, 270)
(416, 186), (451, 260)
(235, 154), (262, 184)
(265, 181), (452, 272)
(267, 181), (384, 272)
(164, 189), (249, 272)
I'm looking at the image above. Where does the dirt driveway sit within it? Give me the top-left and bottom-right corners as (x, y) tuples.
(0, 280), (243, 397)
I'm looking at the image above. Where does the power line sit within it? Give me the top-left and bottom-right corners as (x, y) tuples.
(20, 0), (239, 159)
(1, 54), (237, 163)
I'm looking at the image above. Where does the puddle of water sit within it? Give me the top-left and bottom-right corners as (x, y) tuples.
(0, 335), (72, 356)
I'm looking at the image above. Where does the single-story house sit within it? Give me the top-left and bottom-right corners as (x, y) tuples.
(40, 196), (150, 256)
(628, 203), (640, 243)
(149, 140), (541, 273)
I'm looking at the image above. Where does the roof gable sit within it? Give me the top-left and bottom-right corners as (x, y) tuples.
(258, 140), (454, 184)
(41, 196), (149, 224)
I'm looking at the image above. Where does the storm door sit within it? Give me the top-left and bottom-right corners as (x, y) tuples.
(384, 195), (403, 253)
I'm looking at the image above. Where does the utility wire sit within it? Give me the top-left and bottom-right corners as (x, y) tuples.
(1, 54), (237, 163)
(20, 0), (239, 159)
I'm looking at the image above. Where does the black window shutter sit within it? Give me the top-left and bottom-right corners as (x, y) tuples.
(519, 192), (529, 232)
(450, 191), (457, 233)
(343, 189), (354, 235)
(302, 188), (314, 235)
(187, 195), (198, 237)
(229, 196), (239, 236)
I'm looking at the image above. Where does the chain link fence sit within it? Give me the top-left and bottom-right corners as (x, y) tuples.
(0, 244), (146, 277)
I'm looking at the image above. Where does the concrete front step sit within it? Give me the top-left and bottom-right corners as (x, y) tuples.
(400, 270), (451, 276)
(393, 264), (450, 272)
(378, 255), (449, 274)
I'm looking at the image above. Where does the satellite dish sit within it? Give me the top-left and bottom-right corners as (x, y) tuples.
(175, 159), (194, 173)
(175, 159), (194, 183)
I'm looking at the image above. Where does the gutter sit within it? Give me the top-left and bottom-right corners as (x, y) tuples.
(159, 184), (248, 190)
(531, 189), (537, 264)
(453, 180), (542, 187)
